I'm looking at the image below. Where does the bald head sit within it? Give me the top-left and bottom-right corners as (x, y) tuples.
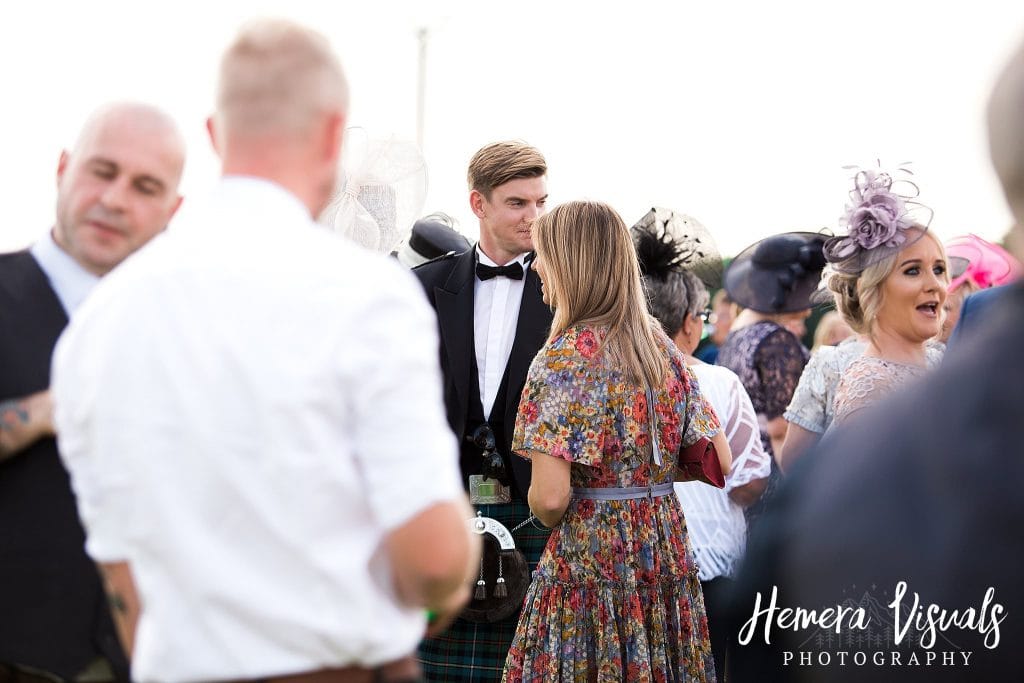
(214, 19), (349, 137)
(54, 102), (185, 275)
(988, 39), (1024, 253)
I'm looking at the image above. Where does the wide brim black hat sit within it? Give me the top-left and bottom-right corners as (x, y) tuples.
(724, 232), (828, 313)
(396, 216), (471, 268)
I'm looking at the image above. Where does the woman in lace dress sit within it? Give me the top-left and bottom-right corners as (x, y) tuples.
(717, 232), (827, 529)
(822, 166), (948, 424)
(502, 201), (731, 683)
(632, 209), (772, 679)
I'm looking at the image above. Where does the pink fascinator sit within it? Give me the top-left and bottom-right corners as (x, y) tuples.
(823, 163), (933, 275)
(945, 234), (1022, 292)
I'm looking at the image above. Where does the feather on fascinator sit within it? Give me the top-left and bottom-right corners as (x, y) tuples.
(823, 163), (933, 274)
(631, 207), (723, 289)
(319, 128), (427, 253)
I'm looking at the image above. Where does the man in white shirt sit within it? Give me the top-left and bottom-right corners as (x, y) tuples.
(413, 142), (553, 681)
(0, 102), (184, 680)
(52, 19), (477, 683)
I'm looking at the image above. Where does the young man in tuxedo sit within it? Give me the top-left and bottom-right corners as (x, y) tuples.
(415, 141), (553, 682)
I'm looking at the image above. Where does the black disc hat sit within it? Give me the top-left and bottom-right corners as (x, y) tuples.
(724, 232), (828, 313)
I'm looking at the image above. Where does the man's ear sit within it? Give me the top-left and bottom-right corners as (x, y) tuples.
(206, 116), (221, 156)
(322, 111), (346, 165)
(56, 150), (71, 186)
(469, 189), (486, 219)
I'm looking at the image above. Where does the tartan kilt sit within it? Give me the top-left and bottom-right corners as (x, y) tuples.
(419, 499), (551, 683)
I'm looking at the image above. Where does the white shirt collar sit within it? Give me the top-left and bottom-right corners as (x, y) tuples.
(475, 245), (529, 269)
(30, 229), (100, 316)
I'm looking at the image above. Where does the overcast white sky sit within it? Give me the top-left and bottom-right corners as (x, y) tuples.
(3, 0), (1024, 256)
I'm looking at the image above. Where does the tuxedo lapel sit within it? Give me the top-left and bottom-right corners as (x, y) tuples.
(433, 249), (476, 428)
(504, 265), (552, 421)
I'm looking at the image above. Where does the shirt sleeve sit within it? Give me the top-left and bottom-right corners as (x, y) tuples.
(512, 326), (609, 466)
(681, 364), (722, 448)
(784, 349), (830, 433)
(343, 265), (463, 533)
(720, 371), (772, 492)
(52, 287), (148, 562)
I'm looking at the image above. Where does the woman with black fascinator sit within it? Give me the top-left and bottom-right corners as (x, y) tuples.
(633, 208), (773, 680)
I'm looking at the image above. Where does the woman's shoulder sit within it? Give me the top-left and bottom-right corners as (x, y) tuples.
(547, 323), (605, 358)
(690, 361), (742, 389)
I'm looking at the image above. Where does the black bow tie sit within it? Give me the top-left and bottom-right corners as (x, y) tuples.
(476, 262), (524, 281)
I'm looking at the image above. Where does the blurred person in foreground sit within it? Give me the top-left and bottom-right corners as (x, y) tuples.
(717, 232), (826, 529)
(820, 165), (947, 426)
(633, 208), (771, 679)
(0, 102), (185, 681)
(940, 233), (1021, 345)
(51, 19), (477, 683)
(414, 142), (552, 682)
(726, 39), (1024, 682)
(501, 200), (729, 682)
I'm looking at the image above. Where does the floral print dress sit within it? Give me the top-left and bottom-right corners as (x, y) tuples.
(502, 324), (720, 683)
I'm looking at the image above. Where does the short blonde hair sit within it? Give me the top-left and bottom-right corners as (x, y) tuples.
(216, 19), (349, 135)
(826, 229), (947, 335)
(533, 201), (667, 388)
(467, 142), (546, 199)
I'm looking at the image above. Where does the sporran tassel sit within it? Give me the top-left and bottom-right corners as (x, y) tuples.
(494, 554), (507, 598)
(474, 555), (487, 600)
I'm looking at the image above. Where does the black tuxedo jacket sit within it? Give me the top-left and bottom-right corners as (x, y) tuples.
(413, 248), (552, 498)
(0, 250), (128, 679)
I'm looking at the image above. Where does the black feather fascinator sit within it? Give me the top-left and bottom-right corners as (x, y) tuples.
(631, 207), (723, 289)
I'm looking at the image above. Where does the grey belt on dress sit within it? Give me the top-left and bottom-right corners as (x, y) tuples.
(571, 482), (675, 500)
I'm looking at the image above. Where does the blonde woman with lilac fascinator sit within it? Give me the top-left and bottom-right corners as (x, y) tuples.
(824, 164), (948, 425)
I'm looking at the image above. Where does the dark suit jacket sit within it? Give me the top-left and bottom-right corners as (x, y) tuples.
(413, 248), (552, 498)
(727, 282), (1024, 682)
(946, 284), (1010, 352)
(0, 250), (128, 679)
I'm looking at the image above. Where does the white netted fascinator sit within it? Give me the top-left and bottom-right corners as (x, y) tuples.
(823, 162), (933, 275)
(319, 128), (428, 253)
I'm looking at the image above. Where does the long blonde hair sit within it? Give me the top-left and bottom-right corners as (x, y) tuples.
(533, 200), (668, 388)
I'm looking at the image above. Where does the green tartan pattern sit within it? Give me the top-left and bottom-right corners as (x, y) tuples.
(419, 500), (550, 683)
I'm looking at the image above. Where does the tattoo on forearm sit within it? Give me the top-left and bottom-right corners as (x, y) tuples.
(108, 591), (128, 615)
(0, 400), (30, 432)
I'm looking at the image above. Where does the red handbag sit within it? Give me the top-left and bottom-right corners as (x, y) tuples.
(677, 435), (725, 488)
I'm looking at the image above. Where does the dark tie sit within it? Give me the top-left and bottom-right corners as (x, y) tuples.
(476, 262), (524, 281)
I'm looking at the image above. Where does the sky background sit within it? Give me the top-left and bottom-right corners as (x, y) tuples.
(3, 0), (1024, 257)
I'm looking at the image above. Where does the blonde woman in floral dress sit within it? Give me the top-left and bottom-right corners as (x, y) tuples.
(502, 201), (730, 683)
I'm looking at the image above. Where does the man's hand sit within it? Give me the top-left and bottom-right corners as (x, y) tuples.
(0, 390), (55, 461)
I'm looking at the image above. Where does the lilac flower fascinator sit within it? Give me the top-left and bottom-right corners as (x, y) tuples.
(823, 163), (933, 275)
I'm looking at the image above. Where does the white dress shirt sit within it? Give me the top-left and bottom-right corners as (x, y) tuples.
(473, 247), (528, 418)
(675, 363), (771, 581)
(53, 177), (464, 682)
(30, 229), (100, 316)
